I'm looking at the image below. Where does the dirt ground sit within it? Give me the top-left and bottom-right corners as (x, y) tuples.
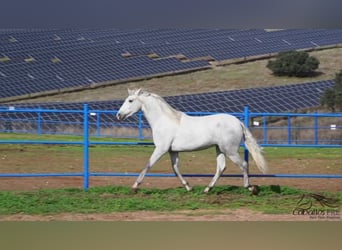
(0, 208), (326, 221)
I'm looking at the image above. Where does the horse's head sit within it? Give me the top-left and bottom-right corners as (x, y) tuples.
(116, 88), (143, 120)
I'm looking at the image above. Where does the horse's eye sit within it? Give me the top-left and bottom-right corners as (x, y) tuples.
(128, 99), (133, 103)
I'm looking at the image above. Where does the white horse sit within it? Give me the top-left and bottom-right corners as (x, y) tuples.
(116, 88), (268, 193)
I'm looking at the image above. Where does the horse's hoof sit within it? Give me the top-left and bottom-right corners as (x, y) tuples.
(248, 185), (260, 195)
(185, 185), (193, 192)
(131, 183), (139, 193)
(204, 187), (211, 193)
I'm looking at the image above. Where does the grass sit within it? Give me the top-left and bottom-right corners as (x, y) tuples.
(265, 147), (342, 160)
(1, 132), (341, 155)
(0, 132), (152, 143)
(1, 185), (340, 215)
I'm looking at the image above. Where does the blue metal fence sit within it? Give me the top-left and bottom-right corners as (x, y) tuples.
(0, 105), (341, 190)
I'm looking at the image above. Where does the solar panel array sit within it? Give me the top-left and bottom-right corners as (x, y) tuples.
(165, 80), (335, 113)
(0, 80), (335, 138)
(1, 80), (334, 113)
(1, 29), (342, 99)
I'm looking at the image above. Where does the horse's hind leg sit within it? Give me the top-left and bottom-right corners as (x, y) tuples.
(204, 147), (226, 193)
(169, 151), (192, 191)
(228, 153), (250, 188)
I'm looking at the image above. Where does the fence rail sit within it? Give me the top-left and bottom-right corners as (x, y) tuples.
(0, 105), (341, 190)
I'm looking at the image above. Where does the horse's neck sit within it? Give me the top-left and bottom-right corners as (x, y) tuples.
(140, 95), (182, 128)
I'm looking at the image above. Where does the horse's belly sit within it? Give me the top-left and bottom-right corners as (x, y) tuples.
(170, 140), (215, 152)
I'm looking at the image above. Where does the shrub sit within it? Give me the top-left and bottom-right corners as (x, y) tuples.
(267, 50), (319, 77)
(321, 70), (342, 112)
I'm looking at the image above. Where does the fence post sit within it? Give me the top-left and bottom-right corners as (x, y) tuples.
(138, 112), (144, 140)
(287, 116), (292, 144)
(314, 112), (318, 145)
(96, 112), (101, 137)
(37, 106), (42, 135)
(83, 104), (90, 190)
(243, 106), (249, 164)
(263, 115), (267, 144)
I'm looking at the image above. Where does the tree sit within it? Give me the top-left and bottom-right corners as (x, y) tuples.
(320, 88), (336, 112)
(335, 70), (342, 91)
(321, 70), (342, 112)
(267, 50), (320, 77)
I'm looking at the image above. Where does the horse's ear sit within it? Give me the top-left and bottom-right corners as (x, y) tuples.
(127, 88), (134, 95)
(135, 88), (143, 96)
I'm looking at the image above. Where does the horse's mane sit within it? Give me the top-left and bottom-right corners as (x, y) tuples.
(139, 90), (183, 122)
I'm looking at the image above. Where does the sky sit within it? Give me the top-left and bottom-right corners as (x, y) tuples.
(0, 0), (342, 29)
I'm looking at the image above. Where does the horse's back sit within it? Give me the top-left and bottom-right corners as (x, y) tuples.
(183, 113), (242, 132)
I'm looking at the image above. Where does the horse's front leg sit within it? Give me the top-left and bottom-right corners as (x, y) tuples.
(132, 147), (166, 190)
(169, 151), (192, 191)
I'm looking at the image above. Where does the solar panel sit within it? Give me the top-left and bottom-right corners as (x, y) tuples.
(1, 29), (342, 100)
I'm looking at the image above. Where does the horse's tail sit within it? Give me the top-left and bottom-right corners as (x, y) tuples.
(241, 123), (268, 174)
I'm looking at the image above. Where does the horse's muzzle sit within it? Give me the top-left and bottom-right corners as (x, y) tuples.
(116, 113), (125, 120)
